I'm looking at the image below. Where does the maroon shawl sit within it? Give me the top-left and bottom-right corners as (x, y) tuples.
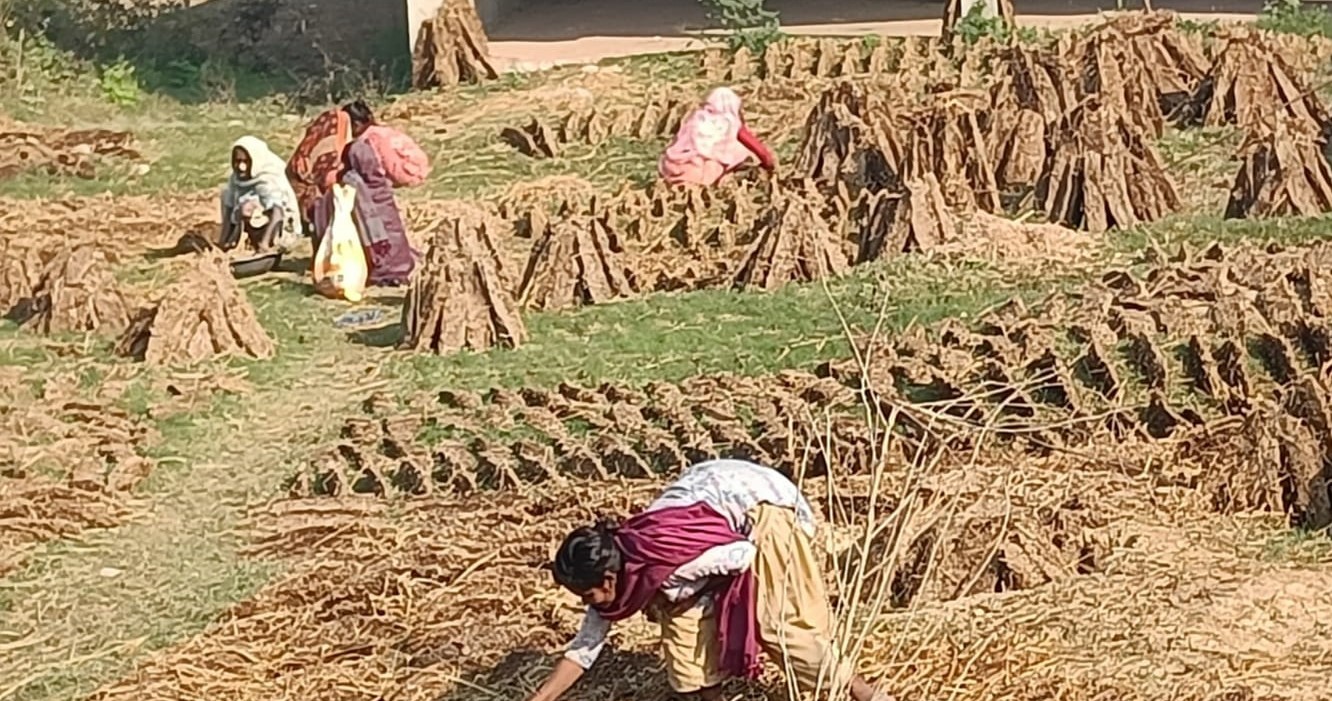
(597, 502), (762, 679)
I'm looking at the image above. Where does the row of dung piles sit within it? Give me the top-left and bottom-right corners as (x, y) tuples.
(500, 95), (693, 159)
(290, 370), (877, 497)
(417, 14), (1332, 358)
(700, 35), (951, 83)
(822, 240), (1332, 528)
(302, 238), (1332, 528)
(790, 12), (1332, 238)
(401, 190), (757, 356)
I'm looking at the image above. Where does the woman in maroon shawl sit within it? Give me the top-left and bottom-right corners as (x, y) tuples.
(312, 123), (417, 286)
(527, 460), (893, 701)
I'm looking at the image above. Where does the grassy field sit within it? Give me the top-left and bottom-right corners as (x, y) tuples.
(4, 7), (1332, 701)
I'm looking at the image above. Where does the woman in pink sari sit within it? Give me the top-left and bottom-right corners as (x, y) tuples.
(659, 87), (776, 187)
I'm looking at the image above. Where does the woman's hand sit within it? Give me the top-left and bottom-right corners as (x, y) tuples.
(526, 658), (585, 701)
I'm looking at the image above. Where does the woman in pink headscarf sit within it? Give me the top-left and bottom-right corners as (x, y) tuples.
(659, 87), (776, 187)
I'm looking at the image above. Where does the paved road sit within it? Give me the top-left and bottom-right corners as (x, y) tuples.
(486, 0), (1261, 70)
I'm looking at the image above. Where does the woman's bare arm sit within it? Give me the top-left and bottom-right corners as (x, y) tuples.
(526, 658), (586, 701)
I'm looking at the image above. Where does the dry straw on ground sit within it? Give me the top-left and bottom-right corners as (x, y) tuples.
(93, 367), (1332, 701)
(1, 375), (157, 576)
(0, 193), (218, 254)
(400, 215), (527, 355)
(0, 125), (140, 180)
(116, 252), (274, 365)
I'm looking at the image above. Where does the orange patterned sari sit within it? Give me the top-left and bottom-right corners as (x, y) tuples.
(286, 108), (350, 226)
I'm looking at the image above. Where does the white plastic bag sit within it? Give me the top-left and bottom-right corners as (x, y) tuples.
(312, 184), (368, 302)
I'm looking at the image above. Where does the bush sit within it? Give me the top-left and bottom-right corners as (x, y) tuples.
(99, 59), (141, 106)
(954, 2), (1012, 45)
(4, 0), (186, 58)
(1258, 0), (1332, 37)
(698, 0), (783, 53)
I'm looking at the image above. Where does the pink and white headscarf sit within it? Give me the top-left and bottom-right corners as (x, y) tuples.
(662, 87), (752, 169)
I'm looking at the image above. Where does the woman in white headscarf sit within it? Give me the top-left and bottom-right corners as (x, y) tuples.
(220, 136), (301, 253)
(658, 87), (776, 187)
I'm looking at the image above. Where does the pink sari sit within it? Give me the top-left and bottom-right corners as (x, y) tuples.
(659, 87), (752, 187)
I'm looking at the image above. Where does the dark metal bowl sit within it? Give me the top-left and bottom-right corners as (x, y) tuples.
(230, 251), (282, 278)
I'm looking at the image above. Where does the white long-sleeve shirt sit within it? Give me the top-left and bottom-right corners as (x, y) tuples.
(563, 459), (816, 669)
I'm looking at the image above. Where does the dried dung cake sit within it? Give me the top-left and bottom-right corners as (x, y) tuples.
(411, 0), (498, 89)
(1189, 29), (1330, 133)
(1225, 119), (1332, 219)
(1072, 18), (1167, 138)
(517, 213), (637, 310)
(0, 127), (140, 180)
(901, 91), (1001, 212)
(400, 217), (526, 354)
(700, 39), (901, 82)
(17, 244), (130, 335)
(796, 83), (894, 189)
(503, 99), (691, 158)
(1079, 13), (1208, 121)
(988, 45), (1070, 189)
(1042, 99), (1180, 232)
(562, 98), (690, 144)
(497, 176), (599, 224)
(0, 240), (47, 314)
(734, 189), (849, 290)
(116, 253), (273, 365)
(500, 118), (561, 158)
(857, 176), (953, 263)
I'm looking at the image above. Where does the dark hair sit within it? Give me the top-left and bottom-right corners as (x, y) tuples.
(552, 518), (621, 592)
(342, 99), (375, 126)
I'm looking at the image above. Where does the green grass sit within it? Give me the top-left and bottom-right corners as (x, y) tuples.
(1113, 212), (1332, 254)
(388, 257), (1055, 393)
(9, 14), (1332, 701)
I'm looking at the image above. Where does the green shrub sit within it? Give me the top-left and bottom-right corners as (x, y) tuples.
(99, 59), (141, 106)
(1258, 0), (1332, 37)
(698, 0), (783, 53)
(954, 2), (1012, 45)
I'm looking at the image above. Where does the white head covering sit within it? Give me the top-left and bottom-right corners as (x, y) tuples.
(222, 136), (300, 216)
(220, 136), (302, 247)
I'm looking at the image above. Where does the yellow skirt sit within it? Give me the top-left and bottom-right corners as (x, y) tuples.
(657, 504), (854, 694)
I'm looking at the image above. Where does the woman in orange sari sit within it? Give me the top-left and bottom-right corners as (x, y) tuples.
(286, 103), (362, 234)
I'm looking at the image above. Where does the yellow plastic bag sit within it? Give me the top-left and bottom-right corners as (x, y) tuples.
(312, 184), (368, 302)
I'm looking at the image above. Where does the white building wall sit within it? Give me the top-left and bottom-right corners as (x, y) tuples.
(406, 0), (523, 49)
